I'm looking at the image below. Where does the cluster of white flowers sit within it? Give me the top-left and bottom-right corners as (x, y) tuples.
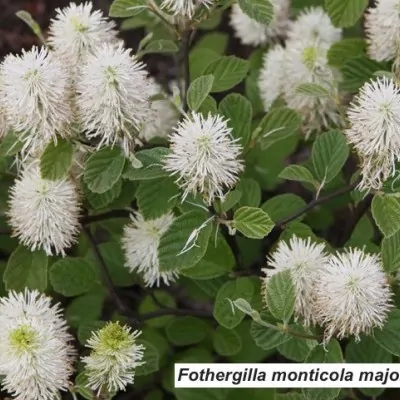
(262, 236), (393, 342)
(230, 0), (290, 46)
(164, 112), (244, 205)
(365, 0), (400, 70)
(122, 211), (178, 287)
(48, 1), (119, 68)
(0, 290), (146, 400)
(345, 77), (400, 191)
(76, 42), (153, 155)
(0, 1), (187, 257)
(0, 290), (76, 400)
(82, 322), (145, 395)
(258, 7), (342, 135)
(7, 161), (81, 256)
(0, 2), (165, 160)
(1, 46), (74, 158)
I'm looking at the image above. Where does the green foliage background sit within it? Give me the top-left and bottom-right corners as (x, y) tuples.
(1, 0), (400, 399)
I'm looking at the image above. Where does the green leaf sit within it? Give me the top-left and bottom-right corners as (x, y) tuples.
(238, 0), (274, 25)
(165, 316), (209, 346)
(85, 179), (122, 210)
(214, 278), (254, 329)
(256, 107), (302, 150)
(261, 194), (306, 223)
(277, 325), (318, 362)
(302, 340), (343, 400)
(75, 373), (94, 400)
(39, 138), (73, 180)
(65, 290), (105, 328)
(311, 130), (349, 184)
(122, 147), (170, 181)
(204, 56), (249, 93)
(194, 32), (229, 55)
(85, 241), (136, 288)
(158, 211), (213, 272)
(142, 40), (179, 55)
(78, 320), (106, 345)
(233, 207), (274, 239)
(139, 291), (176, 328)
(16, 10), (45, 43)
(198, 95), (218, 116)
(341, 55), (387, 92)
(136, 177), (178, 219)
(327, 38), (366, 67)
(187, 75), (214, 112)
(135, 339), (160, 376)
(265, 270), (295, 322)
(237, 178), (261, 208)
(84, 146), (125, 193)
(181, 235), (235, 279)
(49, 257), (97, 297)
(295, 83), (330, 97)
(109, 0), (147, 17)
(213, 326), (242, 356)
(189, 49), (221, 80)
(371, 194), (400, 237)
(373, 309), (400, 356)
(0, 131), (24, 157)
(279, 165), (317, 186)
(276, 394), (304, 400)
(346, 335), (392, 363)
(251, 316), (291, 350)
(4, 246), (48, 291)
(218, 93), (252, 149)
(381, 231), (400, 273)
(230, 320), (273, 362)
(216, 189), (242, 213)
(347, 337), (391, 397)
(325, 0), (368, 28)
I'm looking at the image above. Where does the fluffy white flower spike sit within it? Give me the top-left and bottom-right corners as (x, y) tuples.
(281, 41), (342, 134)
(1, 46), (73, 158)
(0, 289), (75, 400)
(314, 248), (392, 342)
(345, 77), (400, 191)
(122, 212), (177, 287)
(82, 322), (145, 395)
(262, 236), (329, 326)
(7, 162), (81, 256)
(161, 0), (213, 17)
(48, 2), (118, 66)
(164, 112), (244, 204)
(365, 0), (400, 68)
(287, 6), (342, 46)
(230, 1), (290, 46)
(76, 42), (152, 155)
(258, 45), (286, 111)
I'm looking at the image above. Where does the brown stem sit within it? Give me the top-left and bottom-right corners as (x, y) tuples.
(80, 209), (131, 225)
(180, 29), (192, 112)
(275, 181), (358, 228)
(82, 225), (139, 325)
(139, 307), (213, 321)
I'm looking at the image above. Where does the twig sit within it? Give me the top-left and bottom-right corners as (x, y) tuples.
(81, 209), (131, 225)
(180, 29), (192, 112)
(139, 307), (213, 321)
(335, 194), (373, 247)
(275, 181), (357, 228)
(82, 225), (139, 325)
